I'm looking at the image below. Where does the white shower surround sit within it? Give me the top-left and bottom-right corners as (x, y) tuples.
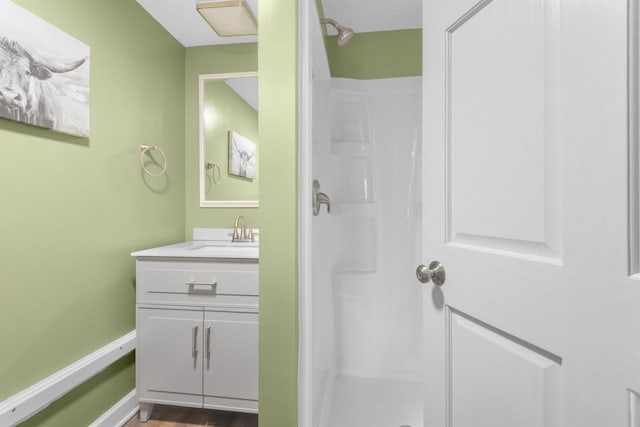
(303, 76), (423, 427)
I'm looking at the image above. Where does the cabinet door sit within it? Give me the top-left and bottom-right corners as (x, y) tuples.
(203, 311), (258, 405)
(137, 307), (203, 406)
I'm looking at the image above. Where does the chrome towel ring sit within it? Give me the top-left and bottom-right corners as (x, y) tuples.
(205, 162), (222, 185)
(140, 144), (167, 177)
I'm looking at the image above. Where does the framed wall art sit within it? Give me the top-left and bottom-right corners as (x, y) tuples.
(0, 1), (90, 137)
(228, 130), (256, 179)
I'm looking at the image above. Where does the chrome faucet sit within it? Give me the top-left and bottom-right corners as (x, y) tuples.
(233, 215), (253, 242)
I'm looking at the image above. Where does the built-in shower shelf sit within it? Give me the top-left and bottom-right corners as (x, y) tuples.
(329, 90), (370, 142)
(331, 141), (375, 156)
(331, 155), (376, 203)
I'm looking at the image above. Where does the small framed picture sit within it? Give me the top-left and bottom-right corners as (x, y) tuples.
(229, 130), (256, 179)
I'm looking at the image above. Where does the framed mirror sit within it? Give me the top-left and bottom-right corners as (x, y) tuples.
(199, 71), (258, 207)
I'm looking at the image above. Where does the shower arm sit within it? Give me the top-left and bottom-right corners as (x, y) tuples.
(320, 18), (339, 28)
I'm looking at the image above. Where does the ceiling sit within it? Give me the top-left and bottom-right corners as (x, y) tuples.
(224, 77), (258, 111)
(136, 0), (421, 47)
(136, 0), (259, 47)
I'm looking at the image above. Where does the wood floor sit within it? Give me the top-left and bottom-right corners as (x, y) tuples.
(124, 405), (258, 427)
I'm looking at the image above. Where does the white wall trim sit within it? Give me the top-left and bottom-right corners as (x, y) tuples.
(0, 330), (136, 426)
(89, 389), (138, 427)
(298, 1), (312, 427)
(628, 0), (640, 275)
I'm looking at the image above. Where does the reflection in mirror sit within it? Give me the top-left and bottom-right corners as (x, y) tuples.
(199, 72), (258, 207)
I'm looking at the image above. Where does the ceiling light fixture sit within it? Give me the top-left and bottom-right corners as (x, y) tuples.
(197, 0), (257, 37)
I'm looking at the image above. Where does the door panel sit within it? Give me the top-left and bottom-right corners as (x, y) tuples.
(137, 307), (203, 403)
(203, 311), (258, 401)
(631, 390), (640, 427)
(448, 309), (561, 427)
(446, 0), (560, 262)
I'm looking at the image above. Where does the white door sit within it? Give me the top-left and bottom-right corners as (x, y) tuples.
(422, 0), (640, 426)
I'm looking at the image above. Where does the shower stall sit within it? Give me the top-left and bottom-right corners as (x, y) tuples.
(299, 5), (423, 426)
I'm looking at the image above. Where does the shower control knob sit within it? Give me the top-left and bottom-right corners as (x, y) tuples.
(416, 261), (446, 286)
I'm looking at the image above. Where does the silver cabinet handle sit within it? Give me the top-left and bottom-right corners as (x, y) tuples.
(416, 261), (446, 286)
(185, 281), (217, 287)
(192, 325), (198, 358)
(312, 179), (331, 216)
(205, 326), (211, 365)
(186, 281), (217, 293)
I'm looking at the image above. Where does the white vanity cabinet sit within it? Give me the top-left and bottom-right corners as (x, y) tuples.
(133, 251), (258, 421)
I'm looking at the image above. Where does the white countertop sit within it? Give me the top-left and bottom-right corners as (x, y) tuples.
(131, 228), (259, 260)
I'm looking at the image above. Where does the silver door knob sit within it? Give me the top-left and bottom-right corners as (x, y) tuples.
(416, 261), (446, 286)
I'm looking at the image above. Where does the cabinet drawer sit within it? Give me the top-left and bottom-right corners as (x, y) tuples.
(136, 259), (258, 305)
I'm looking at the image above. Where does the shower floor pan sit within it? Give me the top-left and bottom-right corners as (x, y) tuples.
(319, 371), (422, 427)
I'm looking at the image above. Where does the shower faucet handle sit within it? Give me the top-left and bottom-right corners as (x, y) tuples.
(312, 179), (331, 216)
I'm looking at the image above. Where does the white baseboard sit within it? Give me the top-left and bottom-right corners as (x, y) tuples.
(89, 389), (138, 427)
(0, 330), (136, 426)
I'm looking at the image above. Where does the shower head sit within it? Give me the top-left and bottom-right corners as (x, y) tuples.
(321, 18), (354, 46)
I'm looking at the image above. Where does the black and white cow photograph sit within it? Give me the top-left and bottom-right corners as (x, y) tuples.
(0, 1), (89, 137)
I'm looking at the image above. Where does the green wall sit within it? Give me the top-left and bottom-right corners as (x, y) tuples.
(203, 79), (259, 202)
(184, 13), (299, 425)
(258, 0), (299, 426)
(0, 0), (185, 425)
(184, 29), (298, 426)
(326, 29), (422, 79)
(184, 44), (258, 234)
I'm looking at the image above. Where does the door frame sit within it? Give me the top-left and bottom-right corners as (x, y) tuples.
(298, 1), (332, 427)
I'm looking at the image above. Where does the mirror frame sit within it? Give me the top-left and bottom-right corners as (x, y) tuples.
(199, 71), (259, 208)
